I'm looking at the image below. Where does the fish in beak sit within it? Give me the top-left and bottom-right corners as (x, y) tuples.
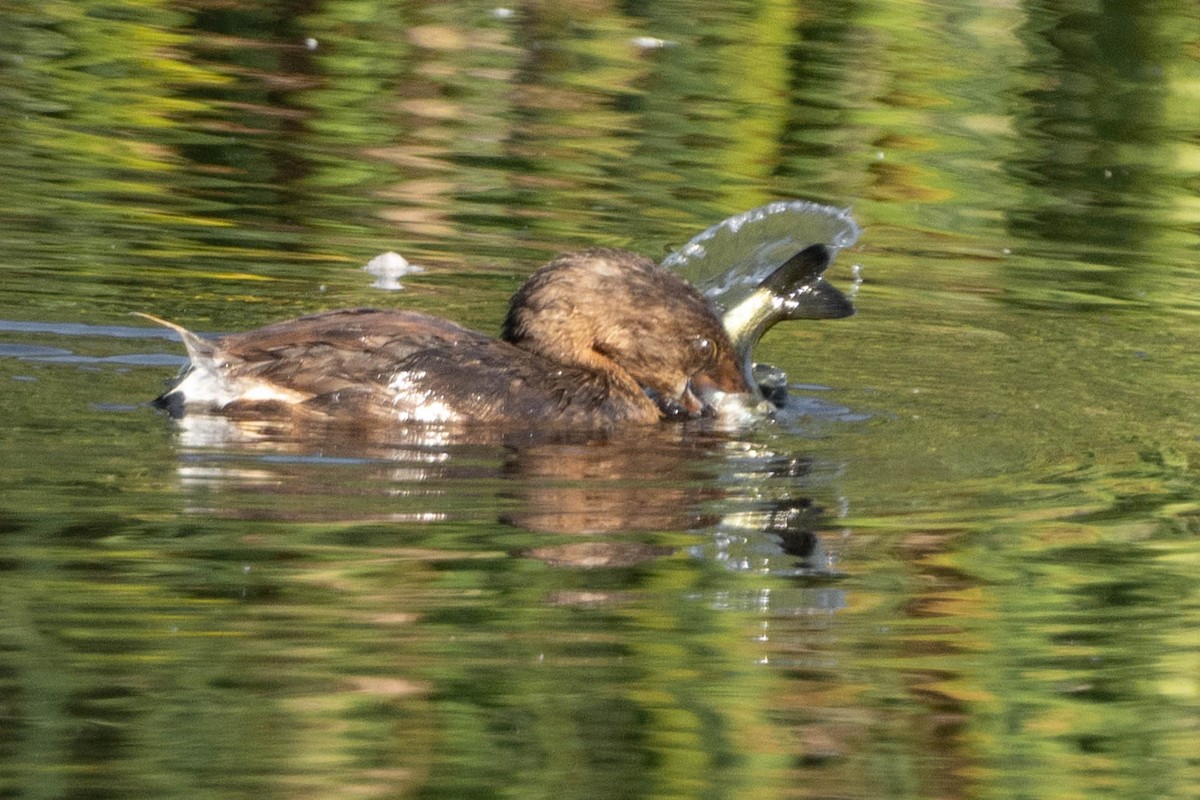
(719, 244), (855, 405)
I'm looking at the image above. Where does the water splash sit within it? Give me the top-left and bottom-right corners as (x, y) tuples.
(662, 199), (860, 311)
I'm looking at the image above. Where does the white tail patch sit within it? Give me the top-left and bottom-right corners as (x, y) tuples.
(134, 312), (308, 409)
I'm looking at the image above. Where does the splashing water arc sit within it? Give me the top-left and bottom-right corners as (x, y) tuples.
(662, 200), (860, 311)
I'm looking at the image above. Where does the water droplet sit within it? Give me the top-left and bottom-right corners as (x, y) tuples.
(631, 35), (673, 49)
(364, 251), (425, 291)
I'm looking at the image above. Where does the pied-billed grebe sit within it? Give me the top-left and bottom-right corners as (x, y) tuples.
(141, 248), (783, 431)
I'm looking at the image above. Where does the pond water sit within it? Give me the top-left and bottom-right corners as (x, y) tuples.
(2, 1), (1199, 798)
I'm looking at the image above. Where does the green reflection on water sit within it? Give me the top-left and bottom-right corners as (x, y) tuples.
(1, 0), (1198, 798)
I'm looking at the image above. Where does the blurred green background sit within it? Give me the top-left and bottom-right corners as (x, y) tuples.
(1, 1), (1198, 798)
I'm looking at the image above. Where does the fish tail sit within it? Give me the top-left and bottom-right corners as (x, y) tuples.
(758, 244), (831, 295)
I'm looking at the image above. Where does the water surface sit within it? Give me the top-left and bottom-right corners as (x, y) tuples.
(1, 1), (1199, 798)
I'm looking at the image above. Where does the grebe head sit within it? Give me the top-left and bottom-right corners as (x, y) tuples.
(502, 248), (754, 420)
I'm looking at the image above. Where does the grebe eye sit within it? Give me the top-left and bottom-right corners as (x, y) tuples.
(690, 336), (714, 365)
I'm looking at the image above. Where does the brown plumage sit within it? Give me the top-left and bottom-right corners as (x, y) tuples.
(141, 248), (752, 431)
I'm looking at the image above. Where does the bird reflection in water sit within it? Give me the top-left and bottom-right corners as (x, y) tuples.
(166, 415), (844, 578)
